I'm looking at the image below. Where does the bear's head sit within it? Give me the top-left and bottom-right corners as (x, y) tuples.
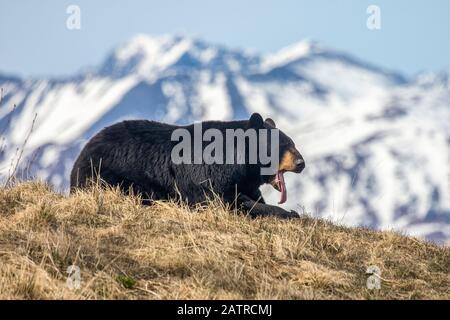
(247, 112), (305, 204)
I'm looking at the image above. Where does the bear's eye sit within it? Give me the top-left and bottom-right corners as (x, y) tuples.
(282, 141), (294, 149)
(289, 140), (295, 148)
(279, 143), (291, 152)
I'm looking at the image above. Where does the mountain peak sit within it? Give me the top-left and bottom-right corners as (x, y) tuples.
(98, 34), (259, 78)
(98, 34), (197, 78)
(261, 39), (324, 71)
(115, 34), (194, 60)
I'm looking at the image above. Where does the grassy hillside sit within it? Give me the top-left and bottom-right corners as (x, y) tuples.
(0, 182), (448, 299)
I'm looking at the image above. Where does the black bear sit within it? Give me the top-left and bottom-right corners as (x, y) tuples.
(70, 113), (305, 218)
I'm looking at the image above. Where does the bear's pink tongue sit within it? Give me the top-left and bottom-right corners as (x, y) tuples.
(277, 171), (287, 204)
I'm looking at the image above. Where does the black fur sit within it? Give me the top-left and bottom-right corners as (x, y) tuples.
(70, 113), (302, 218)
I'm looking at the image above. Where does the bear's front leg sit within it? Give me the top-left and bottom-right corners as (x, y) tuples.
(246, 188), (265, 204)
(236, 194), (299, 219)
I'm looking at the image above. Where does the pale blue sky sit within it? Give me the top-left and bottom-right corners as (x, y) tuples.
(1, 0), (449, 78)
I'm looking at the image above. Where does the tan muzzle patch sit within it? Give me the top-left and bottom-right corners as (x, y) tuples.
(279, 149), (299, 172)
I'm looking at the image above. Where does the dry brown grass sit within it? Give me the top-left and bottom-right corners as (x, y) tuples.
(0, 181), (448, 300)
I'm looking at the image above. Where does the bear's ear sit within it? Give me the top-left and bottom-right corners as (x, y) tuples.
(248, 113), (264, 128)
(265, 118), (276, 128)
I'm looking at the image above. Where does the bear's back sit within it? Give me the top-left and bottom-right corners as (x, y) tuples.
(93, 120), (177, 144)
(70, 120), (178, 189)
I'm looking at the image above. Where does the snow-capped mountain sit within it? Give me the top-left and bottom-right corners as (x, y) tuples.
(1, 34), (449, 243)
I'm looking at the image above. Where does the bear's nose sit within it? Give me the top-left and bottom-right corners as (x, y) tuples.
(294, 158), (305, 173)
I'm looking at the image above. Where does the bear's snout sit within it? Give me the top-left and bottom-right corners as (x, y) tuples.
(279, 147), (305, 174)
(294, 157), (305, 173)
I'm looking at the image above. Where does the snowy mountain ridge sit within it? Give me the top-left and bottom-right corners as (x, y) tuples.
(1, 34), (449, 243)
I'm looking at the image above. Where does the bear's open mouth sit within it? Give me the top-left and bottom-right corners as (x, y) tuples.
(272, 170), (287, 204)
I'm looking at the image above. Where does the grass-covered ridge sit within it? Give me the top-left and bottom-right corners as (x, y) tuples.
(0, 182), (448, 299)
